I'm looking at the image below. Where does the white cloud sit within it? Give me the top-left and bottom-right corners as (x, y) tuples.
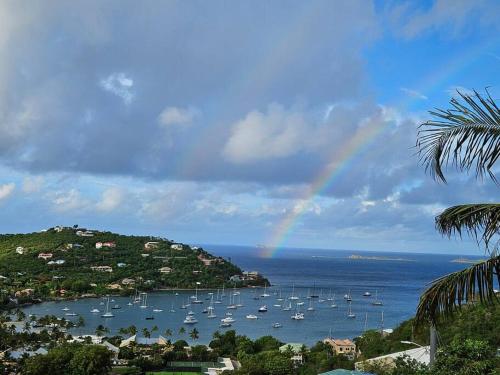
(96, 187), (124, 212)
(158, 106), (198, 127)
(400, 87), (428, 100)
(22, 176), (44, 193)
(0, 183), (15, 200)
(51, 189), (88, 212)
(99, 72), (134, 104)
(223, 104), (311, 164)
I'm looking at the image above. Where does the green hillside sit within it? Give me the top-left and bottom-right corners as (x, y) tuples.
(0, 226), (266, 305)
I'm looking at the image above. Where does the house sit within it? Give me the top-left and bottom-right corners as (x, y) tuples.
(15, 246), (25, 255)
(324, 338), (357, 359)
(55, 259), (65, 265)
(355, 346), (430, 372)
(0, 275), (8, 281)
(90, 266), (113, 273)
(170, 243), (183, 250)
(14, 288), (34, 297)
(95, 241), (116, 249)
(8, 347), (48, 360)
(54, 226), (64, 232)
(242, 271), (260, 280)
(119, 335), (169, 347)
(141, 253), (150, 257)
(117, 262), (127, 268)
(229, 275), (242, 282)
(279, 343), (304, 364)
(144, 241), (160, 250)
(319, 370), (374, 375)
(76, 230), (94, 237)
(107, 283), (122, 290)
(121, 278), (135, 286)
(198, 254), (215, 266)
(158, 267), (172, 274)
(38, 253), (53, 260)
(206, 357), (241, 375)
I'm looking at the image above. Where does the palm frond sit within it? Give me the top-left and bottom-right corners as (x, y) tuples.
(416, 89), (500, 183)
(415, 255), (500, 325)
(436, 203), (500, 253)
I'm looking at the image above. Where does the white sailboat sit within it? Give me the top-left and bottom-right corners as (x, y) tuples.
(261, 284), (270, 297)
(289, 284), (299, 300)
(347, 301), (355, 319)
(101, 297), (114, 318)
(192, 282), (203, 304)
(283, 301), (292, 311)
(207, 295), (217, 318)
(139, 292), (148, 308)
(307, 298), (315, 311)
(183, 314), (198, 324)
(330, 293), (338, 308)
(372, 290), (383, 306)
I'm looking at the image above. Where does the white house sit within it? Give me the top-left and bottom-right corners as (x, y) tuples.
(355, 346), (430, 371)
(170, 243), (183, 250)
(38, 253), (53, 260)
(15, 247), (25, 255)
(76, 230), (94, 237)
(144, 241), (160, 250)
(158, 267), (172, 274)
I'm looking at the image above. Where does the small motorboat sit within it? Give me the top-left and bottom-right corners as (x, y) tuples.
(62, 307), (70, 312)
(258, 305), (268, 312)
(273, 322), (283, 328)
(90, 308), (100, 313)
(291, 312), (304, 320)
(183, 315), (198, 324)
(246, 314), (258, 320)
(111, 305), (121, 310)
(65, 312), (77, 317)
(220, 322), (232, 327)
(363, 291), (371, 297)
(145, 316), (155, 320)
(153, 309), (163, 312)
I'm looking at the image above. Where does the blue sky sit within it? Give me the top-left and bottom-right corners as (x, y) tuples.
(0, 0), (499, 254)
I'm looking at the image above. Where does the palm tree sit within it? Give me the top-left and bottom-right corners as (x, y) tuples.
(416, 89), (500, 325)
(179, 326), (186, 335)
(189, 328), (199, 341)
(164, 328), (172, 337)
(142, 327), (151, 339)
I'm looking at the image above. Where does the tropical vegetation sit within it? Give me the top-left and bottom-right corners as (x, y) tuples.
(416, 90), (500, 325)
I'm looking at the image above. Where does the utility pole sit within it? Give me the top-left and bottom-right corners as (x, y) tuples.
(430, 325), (437, 365)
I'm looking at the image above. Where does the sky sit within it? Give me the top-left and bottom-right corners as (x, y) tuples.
(0, 0), (499, 255)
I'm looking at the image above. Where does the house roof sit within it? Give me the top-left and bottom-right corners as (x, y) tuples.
(356, 346), (430, 367)
(279, 343), (304, 353)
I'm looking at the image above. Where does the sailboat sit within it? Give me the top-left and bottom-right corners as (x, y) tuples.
(101, 296), (114, 318)
(310, 282), (319, 298)
(226, 292), (237, 309)
(291, 304), (304, 320)
(139, 292), (148, 308)
(347, 301), (355, 319)
(372, 290), (383, 306)
(344, 290), (352, 302)
(133, 288), (141, 304)
(330, 293), (338, 308)
(283, 301), (292, 311)
(276, 288), (284, 302)
(236, 294), (243, 307)
(192, 283), (203, 304)
(261, 284), (270, 297)
(170, 301), (176, 313)
(307, 298), (315, 311)
(318, 289), (326, 303)
(221, 284), (226, 298)
(214, 289), (222, 304)
(207, 295), (217, 318)
(289, 284), (299, 300)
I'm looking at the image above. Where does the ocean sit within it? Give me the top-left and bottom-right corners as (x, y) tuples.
(21, 245), (475, 345)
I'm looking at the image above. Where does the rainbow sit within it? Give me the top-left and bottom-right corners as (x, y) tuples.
(259, 111), (388, 258)
(259, 35), (500, 258)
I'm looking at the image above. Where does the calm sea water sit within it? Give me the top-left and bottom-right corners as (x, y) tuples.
(21, 246), (475, 345)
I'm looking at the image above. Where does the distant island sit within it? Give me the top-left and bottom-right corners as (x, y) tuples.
(0, 226), (268, 309)
(348, 254), (414, 262)
(451, 257), (483, 264)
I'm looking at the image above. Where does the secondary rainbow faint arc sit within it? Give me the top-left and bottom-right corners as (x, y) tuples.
(259, 35), (499, 258)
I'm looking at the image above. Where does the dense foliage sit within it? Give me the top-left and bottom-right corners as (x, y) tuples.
(0, 227), (267, 308)
(22, 343), (112, 375)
